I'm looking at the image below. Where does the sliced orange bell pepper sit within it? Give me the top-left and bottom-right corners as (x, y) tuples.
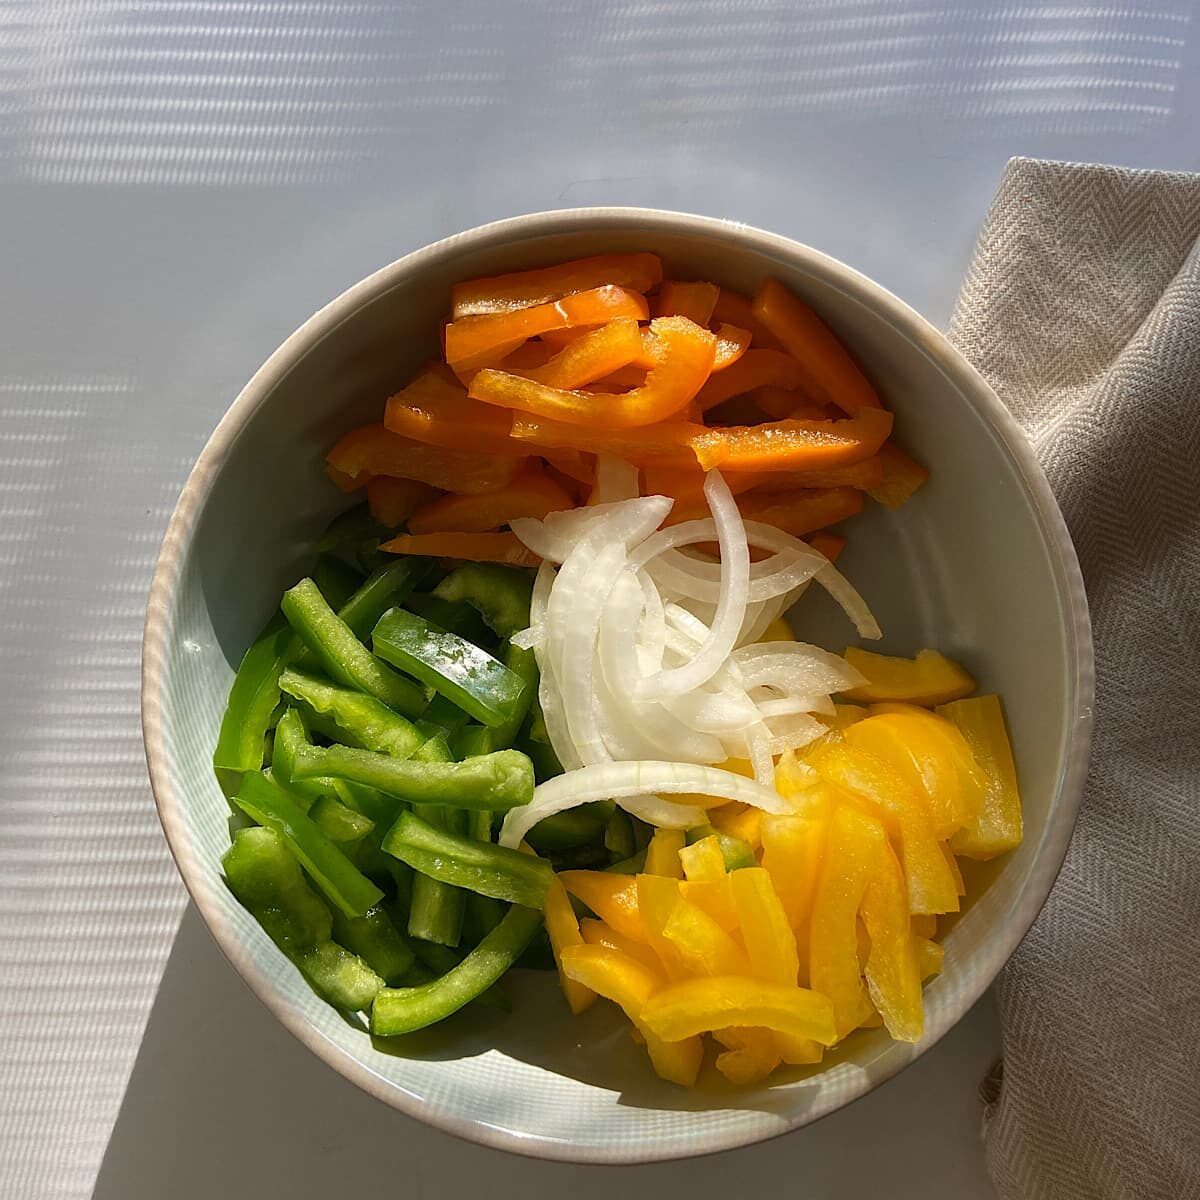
(641, 465), (758, 506)
(841, 647), (975, 706)
(383, 369), (523, 457)
(731, 868), (800, 987)
(514, 318), (644, 390)
(711, 288), (786, 350)
(654, 280), (719, 326)
(450, 252), (663, 318)
(327, 463), (367, 493)
(496, 340), (556, 370)
(678, 836), (726, 882)
(867, 441), (930, 509)
(327, 423), (527, 494)
(937, 694), (1023, 860)
(540, 448), (594, 487)
(739, 486), (864, 537)
(752, 385), (838, 421)
(712, 324), (752, 371)
(405, 463), (575, 535)
(694, 348), (813, 412)
(470, 316), (716, 429)
(644, 828), (686, 878)
(734, 456), (886, 493)
(510, 412), (702, 468)
(445, 285), (649, 373)
(543, 874), (597, 1015)
(860, 836), (924, 1042)
(712, 1027), (782, 1084)
(752, 278), (882, 415)
(558, 870), (645, 942)
(640, 976), (837, 1046)
(365, 477), (439, 527)
(661, 895), (750, 976)
(378, 531), (541, 568)
(803, 735), (960, 915)
(807, 530), (846, 562)
(679, 877), (739, 933)
(691, 406), (894, 472)
(557, 944), (703, 1087)
(579, 917), (665, 975)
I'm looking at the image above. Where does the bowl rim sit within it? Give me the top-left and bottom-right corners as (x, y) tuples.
(141, 206), (1094, 1163)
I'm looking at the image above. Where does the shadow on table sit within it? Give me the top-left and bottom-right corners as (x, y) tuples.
(94, 905), (999, 1199)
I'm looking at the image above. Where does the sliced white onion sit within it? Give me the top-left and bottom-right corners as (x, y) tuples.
(592, 454), (641, 504)
(514, 496), (673, 563)
(618, 793), (709, 829)
(510, 624), (542, 651)
(499, 760), (798, 848)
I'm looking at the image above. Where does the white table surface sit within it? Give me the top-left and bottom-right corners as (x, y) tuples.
(1, 3), (1197, 1197)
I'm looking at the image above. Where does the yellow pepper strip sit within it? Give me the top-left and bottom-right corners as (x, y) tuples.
(558, 945), (703, 1087)
(760, 807), (829, 984)
(558, 870), (646, 942)
(578, 917), (663, 975)
(841, 647), (976, 706)
(709, 802), (762, 850)
(543, 874), (596, 1015)
(774, 748), (819, 799)
(635, 874), (691, 980)
(911, 913), (937, 938)
(731, 868), (800, 986)
(640, 976), (837, 1046)
(679, 836), (726, 883)
(774, 1031), (825, 1064)
(804, 735), (960, 915)
(860, 839), (924, 1042)
(845, 714), (978, 839)
(679, 878), (739, 933)
(809, 804), (888, 1038)
(941, 842), (966, 896)
(713, 1027), (781, 1085)
(758, 616), (793, 643)
(819, 702), (869, 731)
(662, 895), (750, 976)
(937, 694), (1024, 859)
(916, 937), (944, 980)
(644, 828), (686, 878)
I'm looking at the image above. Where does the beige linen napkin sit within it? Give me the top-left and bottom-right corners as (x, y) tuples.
(949, 157), (1200, 1199)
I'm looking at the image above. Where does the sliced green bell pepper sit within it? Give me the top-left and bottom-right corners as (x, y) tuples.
(312, 554), (365, 612)
(308, 794), (374, 847)
(604, 807), (636, 860)
(406, 593), (495, 648)
(337, 557), (430, 641)
(371, 608), (529, 730)
(407, 942), (510, 1012)
(432, 563), (534, 639)
(331, 905), (415, 984)
(417, 692), (472, 740)
(685, 823), (757, 871)
(525, 804), (608, 851)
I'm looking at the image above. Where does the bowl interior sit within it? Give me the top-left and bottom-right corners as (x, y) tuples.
(147, 212), (1088, 1162)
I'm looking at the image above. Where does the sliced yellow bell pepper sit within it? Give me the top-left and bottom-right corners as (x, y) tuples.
(937, 694), (1023, 859)
(644, 827), (686, 878)
(662, 896), (750, 976)
(713, 1027), (781, 1085)
(941, 842), (966, 896)
(774, 748), (819, 800)
(911, 913), (937, 938)
(774, 1030), (825, 1064)
(543, 874), (596, 1015)
(558, 944), (703, 1087)
(759, 802), (830, 983)
(708, 801), (762, 850)
(578, 917), (663, 975)
(841, 647), (975, 706)
(731, 868), (799, 987)
(820, 702), (869, 731)
(635, 874), (690, 980)
(640, 976), (837, 1046)
(678, 836), (726, 883)
(803, 735), (960, 915)
(757, 616), (794, 643)
(916, 936), (944, 980)
(558, 870), (645, 942)
(860, 838), (924, 1042)
(679, 878), (739, 933)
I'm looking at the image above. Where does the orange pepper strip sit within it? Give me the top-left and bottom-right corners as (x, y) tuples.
(579, 917), (664, 975)
(378, 531), (541, 568)
(515, 318), (643, 390)
(327, 423), (527, 494)
(662, 485), (862, 535)
(558, 871), (647, 942)
(470, 316), (716, 429)
(450, 252), (663, 318)
(405, 463), (575, 535)
(807, 530), (846, 562)
(366, 477), (440, 527)
(642, 465), (759, 504)
(751, 386), (837, 420)
(627, 322), (747, 374)
(752, 278), (882, 414)
(543, 874), (597, 1015)
(711, 288), (786, 350)
(558, 944), (703, 1087)
(736, 457), (885, 492)
(496, 340), (556, 370)
(694, 348), (813, 413)
(654, 279), (720, 326)
(444, 285), (649, 373)
(540, 449), (594, 487)
(640, 976), (837, 1046)
(538, 326), (594, 350)
(691, 405), (894, 472)
(327, 463), (367, 493)
(511, 412), (704, 468)
(712, 324), (752, 371)
(383, 370), (524, 458)
(867, 441), (931, 509)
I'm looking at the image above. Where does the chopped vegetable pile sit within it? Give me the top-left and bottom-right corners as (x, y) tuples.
(213, 252), (1022, 1088)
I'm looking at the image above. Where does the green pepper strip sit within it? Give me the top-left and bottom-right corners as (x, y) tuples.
(604, 807), (637, 860)
(450, 724), (497, 759)
(489, 645), (537, 748)
(406, 594), (495, 647)
(685, 823), (757, 871)
(331, 905), (415, 984)
(432, 563), (533, 640)
(417, 692), (472, 739)
(223, 827), (383, 1011)
(270, 708), (330, 806)
(281, 578), (426, 718)
(338, 558), (430, 641)
(406, 944), (510, 1012)
(371, 608), (528, 730)
(291, 744), (535, 812)
(312, 554), (366, 611)
(308, 794), (374, 846)
(371, 904), (542, 1035)
(525, 804), (608, 851)
(279, 668), (425, 759)
(234, 772), (383, 918)
(606, 847), (649, 874)
(384, 811), (553, 909)
(213, 613), (295, 798)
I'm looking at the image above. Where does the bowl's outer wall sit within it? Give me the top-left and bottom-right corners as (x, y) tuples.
(146, 212), (1091, 1163)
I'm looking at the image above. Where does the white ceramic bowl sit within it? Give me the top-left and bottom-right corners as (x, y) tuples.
(142, 208), (1092, 1163)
